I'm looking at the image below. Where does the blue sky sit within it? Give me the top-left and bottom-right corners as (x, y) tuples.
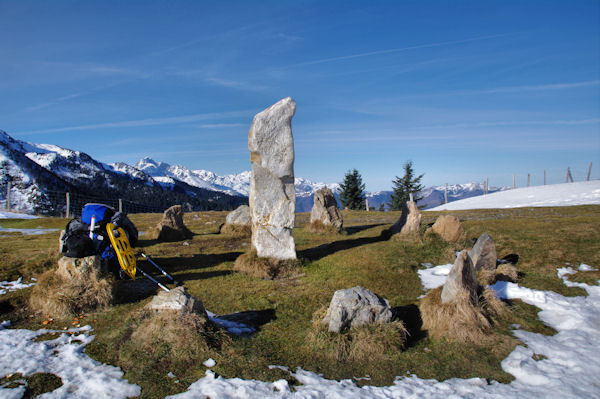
(1, 0), (599, 191)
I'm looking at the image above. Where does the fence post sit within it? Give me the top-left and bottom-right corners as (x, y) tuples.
(513, 175), (516, 189)
(566, 167), (573, 183)
(587, 162), (592, 181)
(486, 178), (489, 194)
(119, 198), (123, 213)
(544, 170), (546, 185)
(527, 173), (530, 187)
(365, 198), (369, 211)
(6, 181), (11, 211)
(65, 192), (70, 218)
(444, 183), (448, 204)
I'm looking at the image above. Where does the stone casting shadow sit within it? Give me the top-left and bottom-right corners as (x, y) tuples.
(391, 304), (426, 348)
(299, 226), (389, 262)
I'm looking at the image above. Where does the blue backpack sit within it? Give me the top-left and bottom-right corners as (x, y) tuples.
(81, 203), (115, 226)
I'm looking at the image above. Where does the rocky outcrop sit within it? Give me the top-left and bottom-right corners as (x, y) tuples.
(441, 250), (478, 305)
(389, 200), (421, 237)
(469, 234), (497, 271)
(152, 205), (193, 242)
(309, 187), (343, 231)
(248, 97), (297, 260)
(322, 286), (393, 333)
(430, 215), (465, 242)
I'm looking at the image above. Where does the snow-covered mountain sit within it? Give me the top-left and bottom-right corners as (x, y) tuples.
(0, 130), (246, 215)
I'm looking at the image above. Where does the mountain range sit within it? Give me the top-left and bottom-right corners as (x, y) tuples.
(0, 129), (505, 215)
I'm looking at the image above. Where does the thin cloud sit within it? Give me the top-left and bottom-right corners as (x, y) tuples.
(25, 92), (86, 112)
(281, 33), (514, 68)
(415, 118), (600, 130)
(195, 123), (245, 128)
(205, 77), (267, 92)
(465, 80), (600, 94)
(18, 110), (252, 135)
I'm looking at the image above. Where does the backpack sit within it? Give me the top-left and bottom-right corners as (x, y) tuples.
(62, 218), (95, 258)
(81, 203), (115, 230)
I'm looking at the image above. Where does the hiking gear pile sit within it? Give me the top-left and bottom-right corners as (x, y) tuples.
(61, 203), (138, 279)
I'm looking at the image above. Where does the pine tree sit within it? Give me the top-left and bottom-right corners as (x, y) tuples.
(388, 161), (424, 211)
(338, 169), (366, 210)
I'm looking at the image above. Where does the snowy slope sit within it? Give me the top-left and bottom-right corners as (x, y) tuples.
(429, 181), (600, 210)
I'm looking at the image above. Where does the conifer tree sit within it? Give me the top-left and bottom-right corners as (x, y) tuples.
(388, 161), (424, 211)
(338, 169), (366, 210)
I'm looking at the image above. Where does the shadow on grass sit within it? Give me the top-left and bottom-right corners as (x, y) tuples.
(343, 223), (387, 235)
(143, 252), (243, 273)
(215, 309), (277, 335)
(174, 270), (233, 282)
(299, 229), (389, 261)
(391, 304), (426, 348)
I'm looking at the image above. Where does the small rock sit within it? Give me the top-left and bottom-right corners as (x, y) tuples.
(152, 205), (193, 242)
(430, 215), (465, 242)
(309, 187), (343, 231)
(225, 205), (251, 226)
(56, 256), (102, 280)
(147, 286), (208, 318)
(322, 286), (393, 333)
(441, 250), (478, 305)
(468, 234), (497, 271)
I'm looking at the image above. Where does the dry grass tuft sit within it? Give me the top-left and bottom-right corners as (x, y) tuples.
(419, 286), (507, 343)
(233, 250), (303, 279)
(119, 309), (230, 372)
(219, 223), (251, 237)
(305, 306), (408, 363)
(477, 268), (497, 286)
(305, 220), (341, 234)
(495, 264), (519, 283)
(29, 267), (113, 317)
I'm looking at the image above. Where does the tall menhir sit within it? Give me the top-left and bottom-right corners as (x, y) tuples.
(248, 97), (297, 259)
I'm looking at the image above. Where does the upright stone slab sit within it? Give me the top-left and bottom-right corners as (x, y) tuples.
(310, 187), (343, 231)
(441, 250), (478, 305)
(389, 200), (421, 237)
(248, 97), (297, 260)
(468, 233), (497, 271)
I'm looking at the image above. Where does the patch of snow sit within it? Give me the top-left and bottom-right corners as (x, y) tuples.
(203, 358), (216, 368)
(430, 181), (600, 210)
(417, 263), (453, 290)
(0, 325), (140, 398)
(578, 263), (598, 272)
(0, 212), (38, 219)
(0, 278), (36, 296)
(0, 226), (59, 236)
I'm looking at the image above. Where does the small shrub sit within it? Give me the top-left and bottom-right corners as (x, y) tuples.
(29, 267), (113, 317)
(233, 250), (302, 279)
(219, 223), (251, 237)
(419, 287), (507, 343)
(305, 306), (408, 363)
(305, 220), (341, 234)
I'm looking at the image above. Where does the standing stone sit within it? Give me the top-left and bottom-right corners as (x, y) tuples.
(469, 234), (497, 271)
(441, 250), (478, 305)
(56, 255), (102, 280)
(310, 187), (343, 231)
(431, 215), (465, 242)
(248, 97), (296, 260)
(153, 205), (193, 242)
(389, 200), (421, 236)
(322, 286), (393, 333)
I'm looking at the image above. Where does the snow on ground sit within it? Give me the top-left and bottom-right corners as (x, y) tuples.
(0, 226), (59, 236)
(429, 180), (600, 210)
(1, 264), (598, 398)
(0, 326), (140, 398)
(0, 278), (36, 296)
(417, 263), (452, 290)
(0, 212), (38, 220)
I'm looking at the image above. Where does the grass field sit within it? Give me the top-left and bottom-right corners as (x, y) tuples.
(1, 206), (599, 398)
